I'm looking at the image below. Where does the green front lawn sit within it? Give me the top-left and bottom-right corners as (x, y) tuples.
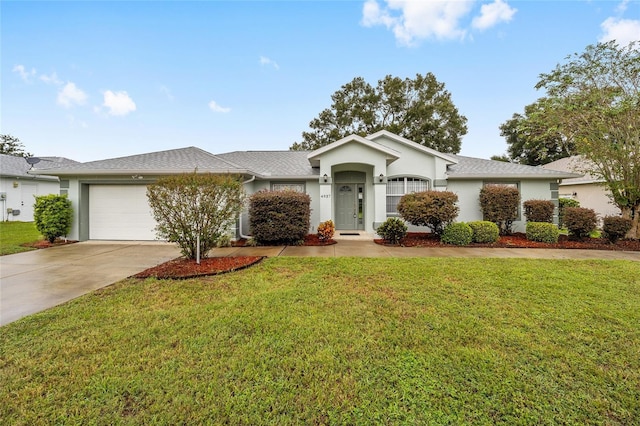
(0, 221), (41, 255)
(1, 257), (639, 424)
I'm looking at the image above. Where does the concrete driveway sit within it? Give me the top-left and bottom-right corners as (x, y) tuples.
(0, 241), (181, 326)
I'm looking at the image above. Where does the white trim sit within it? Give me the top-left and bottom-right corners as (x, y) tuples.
(366, 130), (458, 164)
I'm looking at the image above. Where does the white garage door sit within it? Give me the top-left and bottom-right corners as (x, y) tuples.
(89, 185), (158, 240)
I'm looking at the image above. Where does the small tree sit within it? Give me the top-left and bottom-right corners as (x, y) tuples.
(479, 185), (520, 235)
(33, 194), (73, 243)
(249, 190), (311, 244)
(397, 190), (459, 236)
(147, 173), (245, 260)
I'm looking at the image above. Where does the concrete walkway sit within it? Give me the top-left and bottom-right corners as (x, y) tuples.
(1, 239), (638, 326)
(0, 242), (181, 326)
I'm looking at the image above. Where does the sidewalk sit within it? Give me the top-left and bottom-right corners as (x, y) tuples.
(208, 239), (640, 261)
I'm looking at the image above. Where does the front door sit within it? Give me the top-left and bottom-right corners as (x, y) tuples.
(335, 183), (365, 230)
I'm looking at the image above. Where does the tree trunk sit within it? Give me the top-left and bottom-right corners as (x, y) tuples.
(622, 206), (639, 240)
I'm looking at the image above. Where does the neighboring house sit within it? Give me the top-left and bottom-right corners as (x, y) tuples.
(32, 131), (579, 241)
(0, 154), (77, 222)
(541, 155), (620, 220)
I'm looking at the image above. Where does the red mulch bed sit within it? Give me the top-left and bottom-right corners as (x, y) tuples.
(132, 256), (264, 279)
(375, 232), (640, 251)
(233, 234), (337, 247)
(21, 239), (78, 249)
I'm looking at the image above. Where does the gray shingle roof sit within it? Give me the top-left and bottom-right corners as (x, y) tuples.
(217, 151), (318, 177)
(32, 147), (251, 176)
(0, 154), (59, 181)
(447, 155), (582, 180)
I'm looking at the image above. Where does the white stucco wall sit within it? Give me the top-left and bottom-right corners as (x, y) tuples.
(0, 177), (60, 222)
(559, 182), (619, 221)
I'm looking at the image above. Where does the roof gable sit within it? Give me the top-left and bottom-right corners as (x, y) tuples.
(366, 130), (458, 164)
(307, 134), (400, 167)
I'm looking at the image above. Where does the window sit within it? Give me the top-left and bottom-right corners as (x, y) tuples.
(271, 183), (305, 193)
(386, 177), (429, 215)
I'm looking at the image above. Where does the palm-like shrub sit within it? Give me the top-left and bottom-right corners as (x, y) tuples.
(376, 217), (407, 244)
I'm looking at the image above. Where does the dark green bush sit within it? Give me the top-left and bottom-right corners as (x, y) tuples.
(147, 173), (245, 259)
(526, 222), (559, 243)
(602, 216), (632, 243)
(33, 194), (73, 243)
(376, 217), (407, 244)
(468, 221), (500, 243)
(558, 197), (580, 228)
(249, 190), (311, 244)
(523, 199), (555, 223)
(479, 185), (520, 235)
(563, 207), (597, 239)
(397, 190), (459, 236)
(441, 222), (473, 246)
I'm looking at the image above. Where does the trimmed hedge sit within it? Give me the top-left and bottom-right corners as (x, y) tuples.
(526, 222), (559, 244)
(397, 190), (459, 236)
(376, 217), (407, 244)
(479, 185), (520, 235)
(523, 199), (555, 223)
(602, 216), (632, 243)
(563, 207), (597, 239)
(468, 221), (500, 243)
(33, 194), (73, 243)
(249, 190), (311, 244)
(441, 222), (473, 246)
(558, 197), (580, 228)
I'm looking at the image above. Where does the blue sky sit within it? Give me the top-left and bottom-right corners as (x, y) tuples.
(2, 0), (639, 162)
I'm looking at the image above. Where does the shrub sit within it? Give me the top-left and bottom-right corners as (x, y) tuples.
(441, 222), (473, 246)
(397, 190), (459, 235)
(602, 216), (632, 243)
(526, 222), (559, 243)
(468, 221), (500, 243)
(249, 190), (311, 244)
(33, 194), (73, 243)
(376, 217), (407, 244)
(147, 173), (245, 259)
(558, 197), (580, 228)
(563, 207), (597, 239)
(523, 199), (555, 223)
(317, 220), (335, 241)
(479, 185), (520, 235)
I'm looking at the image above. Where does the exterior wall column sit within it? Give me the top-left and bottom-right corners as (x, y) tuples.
(372, 166), (387, 233)
(318, 173), (332, 224)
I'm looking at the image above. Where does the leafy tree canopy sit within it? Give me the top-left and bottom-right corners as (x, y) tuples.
(1, 134), (33, 158)
(290, 73), (468, 153)
(498, 99), (576, 166)
(534, 40), (640, 238)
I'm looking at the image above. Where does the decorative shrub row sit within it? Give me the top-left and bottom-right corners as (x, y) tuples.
(602, 216), (632, 243)
(397, 190), (459, 236)
(376, 217), (407, 244)
(523, 199), (555, 223)
(317, 220), (335, 241)
(248, 190), (311, 244)
(563, 207), (597, 239)
(479, 185), (520, 235)
(441, 222), (473, 245)
(526, 222), (560, 243)
(468, 221), (500, 243)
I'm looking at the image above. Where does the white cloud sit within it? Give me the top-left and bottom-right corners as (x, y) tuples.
(208, 100), (231, 113)
(599, 17), (640, 47)
(13, 64), (37, 82)
(40, 72), (63, 86)
(362, 0), (517, 45)
(57, 82), (88, 107)
(472, 0), (517, 31)
(259, 56), (280, 70)
(160, 85), (174, 100)
(616, 0), (630, 13)
(103, 90), (136, 116)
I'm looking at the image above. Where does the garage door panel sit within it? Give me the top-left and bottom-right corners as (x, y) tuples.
(89, 185), (158, 240)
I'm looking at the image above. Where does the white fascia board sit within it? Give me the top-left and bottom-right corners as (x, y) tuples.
(366, 130), (458, 164)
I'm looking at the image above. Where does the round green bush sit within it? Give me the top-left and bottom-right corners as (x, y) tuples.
(441, 222), (473, 246)
(376, 217), (407, 244)
(526, 222), (559, 243)
(468, 221), (500, 243)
